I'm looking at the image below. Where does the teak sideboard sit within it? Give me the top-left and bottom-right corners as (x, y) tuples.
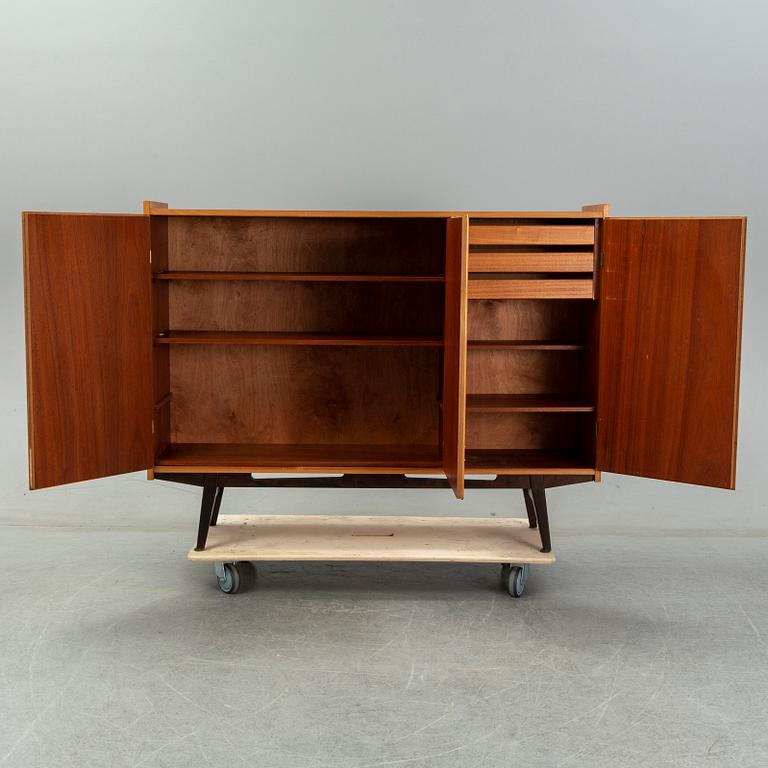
(22, 202), (746, 596)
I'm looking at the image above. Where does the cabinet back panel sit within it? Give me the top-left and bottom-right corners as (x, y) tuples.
(465, 413), (580, 450)
(468, 300), (591, 341)
(167, 216), (445, 274)
(467, 350), (582, 395)
(168, 282), (443, 335)
(169, 346), (440, 446)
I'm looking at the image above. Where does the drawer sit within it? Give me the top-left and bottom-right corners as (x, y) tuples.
(468, 252), (594, 273)
(468, 278), (594, 300)
(468, 224), (595, 246)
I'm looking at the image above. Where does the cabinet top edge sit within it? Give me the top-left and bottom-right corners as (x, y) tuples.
(22, 212), (146, 218)
(145, 209), (604, 219)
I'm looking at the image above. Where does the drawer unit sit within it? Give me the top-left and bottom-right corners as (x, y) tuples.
(467, 216), (598, 301)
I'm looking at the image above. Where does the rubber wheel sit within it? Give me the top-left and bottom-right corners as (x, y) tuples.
(217, 563), (241, 594)
(506, 565), (526, 598)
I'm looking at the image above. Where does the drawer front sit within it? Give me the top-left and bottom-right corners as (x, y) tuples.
(468, 252), (594, 273)
(468, 279), (594, 300)
(468, 224), (595, 246)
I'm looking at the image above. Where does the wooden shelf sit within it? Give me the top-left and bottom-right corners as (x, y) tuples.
(466, 394), (595, 413)
(154, 271), (444, 283)
(465, 449), (594, 475)
(468, 340), (587, 351)
(155, 443), (442, 473)
(155, 331), (443, 347)
(187, 515), (555, 564)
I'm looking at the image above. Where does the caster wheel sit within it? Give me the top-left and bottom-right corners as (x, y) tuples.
(215, 562), (240, 594)
(214, 562), (257, 594)
(505, 564), (530, 598)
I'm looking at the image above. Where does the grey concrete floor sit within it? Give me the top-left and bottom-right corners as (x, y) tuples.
(1, 476), (767, 767)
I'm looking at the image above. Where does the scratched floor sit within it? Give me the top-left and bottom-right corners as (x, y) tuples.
(1, 477), (767, 767)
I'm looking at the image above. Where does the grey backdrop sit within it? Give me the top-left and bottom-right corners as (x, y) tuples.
(0, 0), (766, 530)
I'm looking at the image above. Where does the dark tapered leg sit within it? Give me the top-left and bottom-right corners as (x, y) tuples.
(210, 486), (224, 526)
(195, 474), (219, 551)
(522, 487), (537, 528)
(530, 475), (551, 553)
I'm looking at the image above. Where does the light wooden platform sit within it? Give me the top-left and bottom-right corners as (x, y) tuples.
(187, 515), (555, 564)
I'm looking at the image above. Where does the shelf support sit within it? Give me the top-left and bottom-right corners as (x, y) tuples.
(530, 475), (551, 553)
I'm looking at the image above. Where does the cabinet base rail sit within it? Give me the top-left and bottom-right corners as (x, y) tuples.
(154, 472), (594, 555)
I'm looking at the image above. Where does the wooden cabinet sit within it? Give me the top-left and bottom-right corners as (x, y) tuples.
(23, 203), (745, 496)
(22, 203), (746, 589)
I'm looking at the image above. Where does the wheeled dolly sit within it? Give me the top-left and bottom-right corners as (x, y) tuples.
(156, 472), (594, 597)
(212, 561), (532, 597)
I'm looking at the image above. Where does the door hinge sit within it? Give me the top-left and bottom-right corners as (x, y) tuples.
(149, 248), (152, 264)
(151, 419), (155, 434)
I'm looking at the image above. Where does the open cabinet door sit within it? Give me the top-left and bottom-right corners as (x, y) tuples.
(442, 216), (468, 498)
(24, 213), (153, 489)
(597, 217), (745, 488)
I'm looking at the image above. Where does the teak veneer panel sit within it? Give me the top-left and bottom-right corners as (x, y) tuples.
(465, 413), (583, 451)
(151, 208), (600, 219)
(468, 340), (587, 350)
(468, 224), (595, 246)
(465, 449), (594, 475)
(467, 349), (582, 395)
(468, 300), (592, 342)
(168, 281), (444, 335)
(468, 279), (594, 300)
(156, 331), (443, 347)
(157, 444), (441, 473)
(156, 271), (444, 282)
(169, 346), (441, 446)
(597, 218), (745, 488)
(442, 216), (469, 498)
(167, 216), (445, 274)
(23, 214), (152, 488)
(466, 394), (594, 413)
(468, 252), (594, 273)
(150, 213), (171, 459)
(186, 515), (555, 564)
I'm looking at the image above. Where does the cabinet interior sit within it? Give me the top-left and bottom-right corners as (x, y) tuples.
(464, 217), (598, 473)
(151, 216), (447, 470)
(150, 213), (598, 474)
(465, 299), (597, 471)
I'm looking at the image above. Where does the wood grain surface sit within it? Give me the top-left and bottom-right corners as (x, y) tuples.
(442, 216), (469, 498)
(597, 218), (745, 488)
(468, 251), (594, 273)
(468, 224), (595, 246)
(169, 345), (442, 446)
(186, 514), (555, 564)
(24, 213), (152, 488)
(468, 278), (594, 300)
